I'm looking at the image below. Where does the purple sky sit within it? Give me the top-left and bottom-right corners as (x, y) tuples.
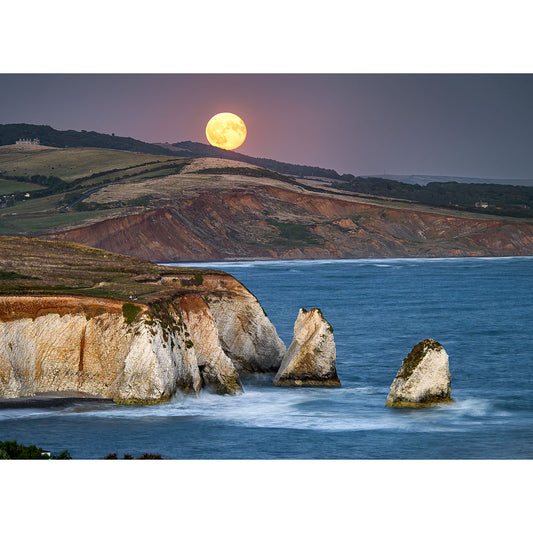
(1, 73), (532, 181)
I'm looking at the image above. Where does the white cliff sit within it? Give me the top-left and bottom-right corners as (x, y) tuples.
(179, 294), (242, 395)
(0, 296), (203, 403)
(0, 236), (288, 403)
(208, 294), (286, 373)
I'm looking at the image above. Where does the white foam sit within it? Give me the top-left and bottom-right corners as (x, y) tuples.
(46, 386), (475, 433)
(0, 409), (59, 421)
(0, 387), (511, 436)
(162, 256), (533, 271)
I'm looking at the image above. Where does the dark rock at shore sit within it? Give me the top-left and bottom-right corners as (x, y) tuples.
(0, 392), (114, 410)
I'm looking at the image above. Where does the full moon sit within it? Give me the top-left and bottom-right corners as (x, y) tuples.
(205, 112), (247, 150)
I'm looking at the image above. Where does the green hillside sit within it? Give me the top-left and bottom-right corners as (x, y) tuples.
(0, 146), (178, 182)
(0, 144), (190, 234)
(0, 178), (44, 195)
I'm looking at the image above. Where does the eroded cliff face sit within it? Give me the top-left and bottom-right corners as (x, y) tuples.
(179, 294), (242, 395)
(0, 289), (285, 402)
(44, 186), (533, 261)
(0, 236), (289, 402)
(160, 272), (287, 373)
(0, 296), (199, 402)
(207, 294), (286, 373)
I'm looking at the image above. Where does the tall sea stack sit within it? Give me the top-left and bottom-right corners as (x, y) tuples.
(273, 308), (340, 387)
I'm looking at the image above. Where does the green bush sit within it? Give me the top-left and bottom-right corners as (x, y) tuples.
(122, 302), (142, 324)
(0, 440), (71, 459)
(267, 219), (322, 246)
(102, 452), (162, 459)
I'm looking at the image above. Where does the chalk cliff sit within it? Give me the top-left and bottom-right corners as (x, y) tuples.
(179, 294), (242, 395)
(0, 296), (201, 402)
(385, 339), (452, 407)
(0, 236), (286, 402)
(207, 293), (286, 373)
(273, 308), (340, 387)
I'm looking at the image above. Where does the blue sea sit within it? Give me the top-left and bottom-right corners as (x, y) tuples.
(1, 257), (532, 459)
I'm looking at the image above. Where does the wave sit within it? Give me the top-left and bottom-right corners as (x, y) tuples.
(0, 408), (57, 421)
(23, 386), (501, 434)
(162, 256), (533, 270)
(0, 387), (513, 439)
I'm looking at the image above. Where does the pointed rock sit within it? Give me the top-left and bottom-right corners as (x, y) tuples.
(273, 308), (340, 387)
(385, 339), (452, 407)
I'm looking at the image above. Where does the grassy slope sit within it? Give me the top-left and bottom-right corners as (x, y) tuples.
(0, 145), (190, 235)
(0, 235), (224, 303)
(0, 209), (113, 234)
(0, 146), (176, 181)
(0, 179), (44, 194)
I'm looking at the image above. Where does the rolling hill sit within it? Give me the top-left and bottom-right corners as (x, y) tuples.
(1, 139), (532, 261)
(0, 123), (346, 182)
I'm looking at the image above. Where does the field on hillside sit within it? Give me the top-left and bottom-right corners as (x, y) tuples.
(0, 234), (223, 302)
(0, 178), (44, 195)
(0, 209), (115, 234)
(0, 146), (192, 235)
(0, 146), (178, 181)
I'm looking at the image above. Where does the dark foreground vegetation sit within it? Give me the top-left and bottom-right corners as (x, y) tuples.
(0, 440), (164, 459)
(0, 440), (71, 459)
(103, 452), (163, 459)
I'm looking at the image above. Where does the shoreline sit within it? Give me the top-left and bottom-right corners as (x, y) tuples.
(161, 255), (533, 266)
(0, 393), (114, 410)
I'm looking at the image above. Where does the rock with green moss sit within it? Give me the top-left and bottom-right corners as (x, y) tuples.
(273, 308), (340, 387)
(385, 339), (452, 407)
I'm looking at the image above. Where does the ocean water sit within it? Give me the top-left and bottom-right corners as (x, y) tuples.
(1, 257), (532, 459)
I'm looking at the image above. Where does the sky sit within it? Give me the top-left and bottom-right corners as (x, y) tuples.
(1, 73), (532, 182)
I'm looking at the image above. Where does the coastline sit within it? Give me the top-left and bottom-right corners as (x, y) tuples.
(0, 392), (114, 410)
(161, 254), (533, 266)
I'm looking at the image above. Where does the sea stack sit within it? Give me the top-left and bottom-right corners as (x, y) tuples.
(385, 339), (452, 407)
(273, 308), (340, 387)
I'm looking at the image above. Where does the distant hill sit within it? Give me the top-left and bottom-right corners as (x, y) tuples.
(1, 140), (533, 261)
(365, 174), (533, 187)
(0, 124), (175, 156)
(337, 176), (533, 218)
(1, 124), (529, 191)
(157, 141), (344, 180)
(0, 124), (346, 181)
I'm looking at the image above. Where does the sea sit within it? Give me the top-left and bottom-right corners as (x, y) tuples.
(1, 256), (532, 460)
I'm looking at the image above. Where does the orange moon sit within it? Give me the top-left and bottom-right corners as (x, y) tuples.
(205, 112), (247, 150)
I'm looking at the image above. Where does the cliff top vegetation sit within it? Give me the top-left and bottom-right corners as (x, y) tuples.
(0, 235), (228, 303)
